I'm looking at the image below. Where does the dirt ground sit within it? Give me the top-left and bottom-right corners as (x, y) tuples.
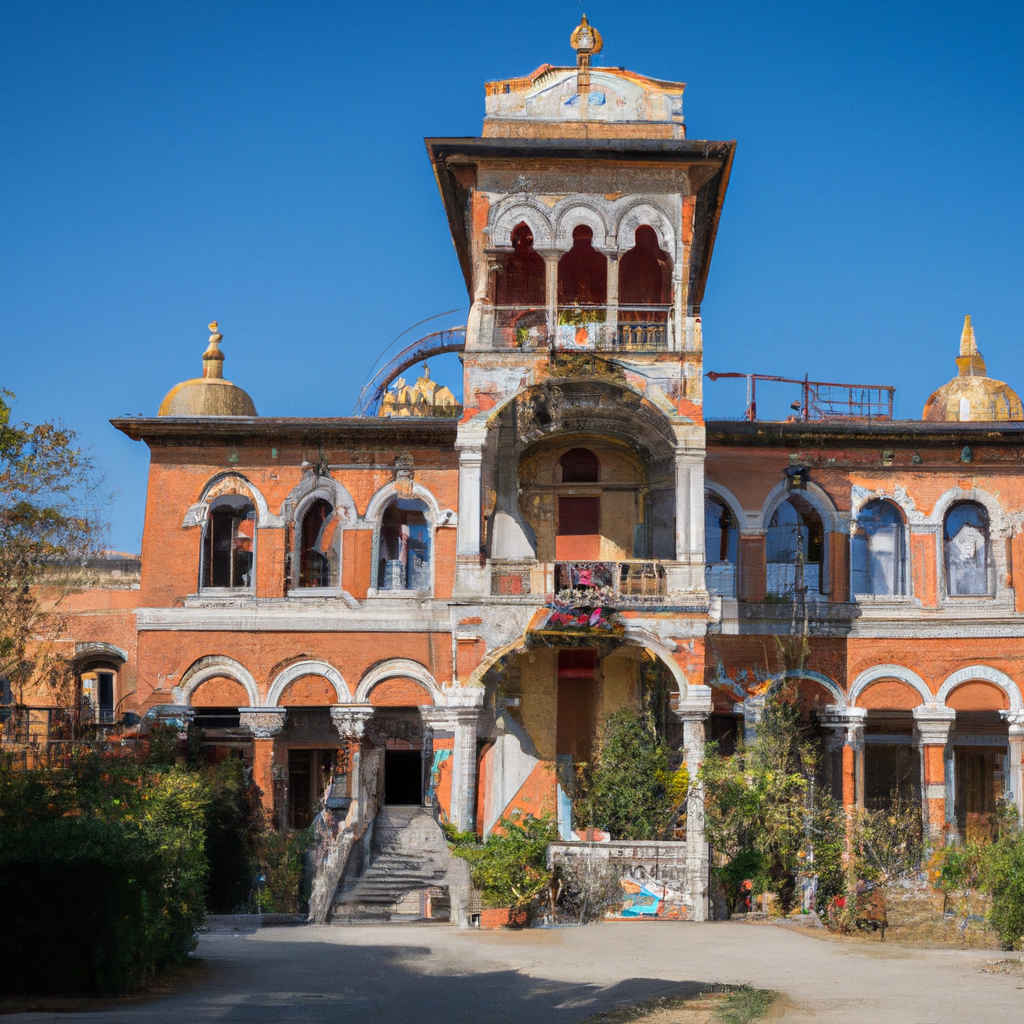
(6, 920), (1023, 1023)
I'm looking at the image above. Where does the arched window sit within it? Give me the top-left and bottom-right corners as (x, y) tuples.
(619, 225), (671, 305)
(493, 223), (548, 349)
(851, 499), (905, 596)
(379, 498), (431, 591)
(203, 495), (255, 589)
(496, 223), (545, 306)
(557, 225), (607, 306)
(766, 496), (824, 597)
(558, 447), (599, 483)
(944, 501), (991, 596)
(297, 498), (338, 588)
(705, 495), (738, 597)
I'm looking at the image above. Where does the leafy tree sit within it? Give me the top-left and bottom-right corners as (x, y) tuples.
(0, 390), (104, 706)
(574, 708), (687, 840)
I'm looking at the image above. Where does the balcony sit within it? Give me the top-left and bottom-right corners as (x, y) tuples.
(555, 306), (671, 353)
(555, 560), (667, 602)
(491, 306), (548, 350)
(489, 305), (674, 353)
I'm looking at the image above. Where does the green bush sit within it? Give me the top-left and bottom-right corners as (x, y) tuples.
(445, 813), (557, 918)
(204, 758), (259, 912)
(983, 833), (1024, 950)
(0, 754), (210, 993)
(254, 823), (311, 914)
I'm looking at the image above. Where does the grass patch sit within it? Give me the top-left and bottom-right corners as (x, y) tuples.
(576, 984), (777, 1024)
(714, 985), (778, 1023)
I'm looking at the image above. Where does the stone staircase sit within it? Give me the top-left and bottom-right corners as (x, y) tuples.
(331, 805), (456, 924)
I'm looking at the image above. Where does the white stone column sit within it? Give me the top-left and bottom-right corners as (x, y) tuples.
(454, 425), (488, 597)
(446, 689), (486, 832)
(605, 252), (619, 347)
(913, 705), (956, 842)
(541, 251), (560, 344)
(672, 448), (706, 592)
(820, 706), (867, 811)
(1005, 713), (1024, 824)
(676, 685), (712, 922)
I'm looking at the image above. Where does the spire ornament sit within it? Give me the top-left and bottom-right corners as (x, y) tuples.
(203, 321), (225, 380)
(570, 15), (603, 98)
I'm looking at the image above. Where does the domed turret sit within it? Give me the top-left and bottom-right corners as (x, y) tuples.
(158, 322), (258, 417)
(922, 316), (1022, 422)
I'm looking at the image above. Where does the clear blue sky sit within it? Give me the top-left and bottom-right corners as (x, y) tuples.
(2, 1), (1021, 552)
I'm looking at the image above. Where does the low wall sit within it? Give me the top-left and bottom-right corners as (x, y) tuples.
(548, 840), (697, 920)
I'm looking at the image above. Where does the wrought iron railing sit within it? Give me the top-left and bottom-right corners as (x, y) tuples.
(555, 560), (667, 600)
(706, 372), (895, 422)
(705, 562), (737, 598)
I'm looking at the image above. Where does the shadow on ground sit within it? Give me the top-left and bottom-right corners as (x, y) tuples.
(8, 933), (717, 1023)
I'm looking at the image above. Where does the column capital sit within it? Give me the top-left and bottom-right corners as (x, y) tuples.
(239, 707), (288, 739)
(1000, 710), (1024, 732)
(820, 705), (867, 746)
(913, 704), (956, 746)
(329, 704), (374, 741)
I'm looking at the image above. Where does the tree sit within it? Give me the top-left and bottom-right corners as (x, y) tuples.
(0, 391), (105, 706)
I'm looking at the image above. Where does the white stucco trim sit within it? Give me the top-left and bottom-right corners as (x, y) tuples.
(175, 656), (260, 707)
(267, 660), (350, 707)
(782, 669), (845, 705)
(936, 665), (1023, 712)
(193, 472), (280, 529)
(354, 659), (443, 705)
(847, 664), (933, 708)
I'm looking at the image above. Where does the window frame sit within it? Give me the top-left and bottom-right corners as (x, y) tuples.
(200, 494), (258, 593)
(942, 500), (994, 600)
(851, 498), (909, 599)
(371, 495), (435, 596)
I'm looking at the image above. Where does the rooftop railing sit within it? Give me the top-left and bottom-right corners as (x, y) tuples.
(706, 372), (895, 422)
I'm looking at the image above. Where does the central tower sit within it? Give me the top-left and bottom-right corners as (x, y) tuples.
(427, 19), (734, 600)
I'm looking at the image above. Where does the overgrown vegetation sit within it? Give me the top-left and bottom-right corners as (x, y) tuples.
(701, 683), (846, 911)
(0, 744), (299, 993)
(934, 808), (1024, 950)
(445, 813), (557, 920)
(574, 708), (688, 841)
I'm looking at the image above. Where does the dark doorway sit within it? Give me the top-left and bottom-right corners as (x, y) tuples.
(384, 750), (423, 805)
(288, 748), (335, 829)
(557, 649), (598, 764)
(864, 741), (920, 810)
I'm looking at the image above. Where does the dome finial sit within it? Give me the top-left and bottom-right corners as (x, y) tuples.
(956, 314), (986, 377)
(570, 15), (603, 98)
(203, 321), (225, 380)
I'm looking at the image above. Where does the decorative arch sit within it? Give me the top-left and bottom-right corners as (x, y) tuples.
(354, 659), (443, 705)
(705, 481), (747, 535)
(187, 472), (279, 529)
(553, 201), (611, 250)
(286, 475), (357, 527)
(937, 665), (1023, 712)
(848, 665), (933, 708)
(175, 656), (260, 707)
(782, 669), (844, 705)
(758, 478), (844, 535)
(73, 642), (128, 665)
(930, 485), (1010, 535)
(267, 660), (350, 707)
(615, 201), (677, 257)
(489, 198), (555, 250)
(363, 481), (449, 528)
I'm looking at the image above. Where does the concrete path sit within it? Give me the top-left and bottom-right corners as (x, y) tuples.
(12, 922), (1023, 1022)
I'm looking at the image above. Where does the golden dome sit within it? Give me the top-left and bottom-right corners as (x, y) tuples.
(158, 322), (258, 417)
(922, 316), (1022, 422)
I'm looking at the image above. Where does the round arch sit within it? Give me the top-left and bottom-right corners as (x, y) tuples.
(848, 664), (933, 708)
(286, 475), (357, 527)
(363, 481), (448, 528)
(354, 659), (443, 705)
(267, 660), (350, 707)
(782, 669), (844, 705)
(930, 485), (1009, 535)
(73, 642), (128, 666)
(937, 665), (1023, 712)
(175, 656), (260, 707)
(194, 472), (277, 529)
(758, 478), (844, 535)
(705, 481), (747, 535)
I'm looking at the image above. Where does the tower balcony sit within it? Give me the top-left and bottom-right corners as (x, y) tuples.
(487, 304), (674, 354)
(489, 558), (682, 603)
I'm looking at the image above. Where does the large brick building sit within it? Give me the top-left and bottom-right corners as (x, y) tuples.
(11, 19), (1024, 921)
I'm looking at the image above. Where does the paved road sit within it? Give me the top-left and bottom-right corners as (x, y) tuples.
(14, 921), (1024, 1023)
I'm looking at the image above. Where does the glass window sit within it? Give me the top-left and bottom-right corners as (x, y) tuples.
(204, 496), (256, 588)
(705, 495), (738, 598)
(766, 496), (824, 597)
(944, 501), (990, 596)
(298, 498), (338, 588)
(852, 499), (905, 596)
(379, 498), (431, 591)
